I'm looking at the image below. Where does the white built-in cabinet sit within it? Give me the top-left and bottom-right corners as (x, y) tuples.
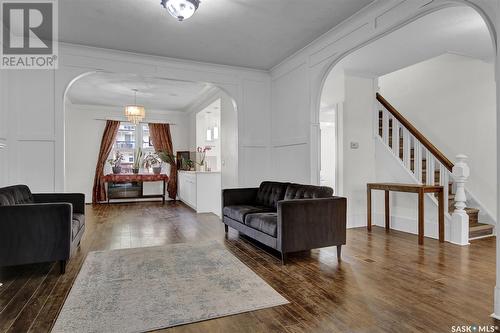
(178, 171), (221, 217)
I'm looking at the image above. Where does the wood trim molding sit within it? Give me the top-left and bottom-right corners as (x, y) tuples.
(376, 92), (454, 171)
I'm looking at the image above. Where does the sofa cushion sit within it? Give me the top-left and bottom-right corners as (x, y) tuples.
(223, 205), (273, 223)
(0, 185), (33, 206)
(245, 212), (278, 237)
(284, 183), (333, 200)
(255, 182), (288, 209)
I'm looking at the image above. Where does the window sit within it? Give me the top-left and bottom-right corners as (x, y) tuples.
(110, 123), (155, 173)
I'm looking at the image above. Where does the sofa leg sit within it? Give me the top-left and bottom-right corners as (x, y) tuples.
(60, 260), (66, 274)
(224, 225), (228, 233)
(281, 253), (287, 265)
(337, 245), (342, 261)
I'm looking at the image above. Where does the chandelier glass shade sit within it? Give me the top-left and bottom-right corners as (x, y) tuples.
(124, 89), (145, 124)
(161, 0), (200, 21)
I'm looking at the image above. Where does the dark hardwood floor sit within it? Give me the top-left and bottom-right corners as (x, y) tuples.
(0, 201), (498, 332)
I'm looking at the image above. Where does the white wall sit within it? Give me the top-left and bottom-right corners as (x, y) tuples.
(379, 53), (497, 217)
(65, 103), (190, 202)
(189, 90), (239, 189)
(342, 74), (377, 227)
(196, 101), (221, 171)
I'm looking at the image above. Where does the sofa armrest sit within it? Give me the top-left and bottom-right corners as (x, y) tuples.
(33, 193), (85, 214)
(277, 196), (347, 253)
(222, 188), (258, 208)
(0, 203), (73, 265)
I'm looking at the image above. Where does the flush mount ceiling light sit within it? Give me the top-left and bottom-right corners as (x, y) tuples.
(161, 0), (200, 21)
(124, 89), (145, 124)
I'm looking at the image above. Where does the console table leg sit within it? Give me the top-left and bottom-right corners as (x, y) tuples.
(438, 189), (444, 243)
(367, 187), (372, 231)
(418, 189), (424, 245)
(385, 190), (390, 230)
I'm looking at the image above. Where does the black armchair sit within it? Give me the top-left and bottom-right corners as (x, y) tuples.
(0, 185), (85, 273)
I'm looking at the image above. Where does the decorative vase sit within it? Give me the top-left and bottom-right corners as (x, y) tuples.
(152, 166), (162, 175)
(132, 168), (139, 174)
(112, 166), (121, 174)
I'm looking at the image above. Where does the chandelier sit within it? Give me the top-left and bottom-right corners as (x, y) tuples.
(161, 0), (200, 21)
(124, 89), (145, 124)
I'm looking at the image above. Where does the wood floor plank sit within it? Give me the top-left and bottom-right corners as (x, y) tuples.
(0, 201), (498, 333)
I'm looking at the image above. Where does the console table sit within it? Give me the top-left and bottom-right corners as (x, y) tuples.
(103, 173), (169, 204)
(367, 183), (444, 245)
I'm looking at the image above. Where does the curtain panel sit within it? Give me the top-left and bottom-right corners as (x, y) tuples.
(92, 120), (120, 203)
(148, 123), (178, 199)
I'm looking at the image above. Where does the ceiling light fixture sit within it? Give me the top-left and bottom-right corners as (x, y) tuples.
(124, 89), (145, 124)
(161, 0), (200, 21)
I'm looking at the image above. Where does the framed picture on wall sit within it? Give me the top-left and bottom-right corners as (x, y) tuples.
(176, 151), (191, 170)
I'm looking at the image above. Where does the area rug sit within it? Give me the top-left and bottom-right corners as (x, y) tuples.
(51, 241), (288, 333)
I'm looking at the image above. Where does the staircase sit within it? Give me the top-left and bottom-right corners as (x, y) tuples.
(376, 93), (494, 240)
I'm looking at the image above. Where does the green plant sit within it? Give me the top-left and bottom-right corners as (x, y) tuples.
(133, 147), (143, 170)
(143, 152), (161, 169)
(107, 151), (124, 167)
(181, 158), (195, 170)
(157, 151), (176, 165)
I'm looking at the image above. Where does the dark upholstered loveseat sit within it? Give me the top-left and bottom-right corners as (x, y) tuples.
(222, 182), (347, 263)
(0, 185), (85, 273)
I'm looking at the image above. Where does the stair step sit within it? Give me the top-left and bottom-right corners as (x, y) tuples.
(469, 223), (494, 239)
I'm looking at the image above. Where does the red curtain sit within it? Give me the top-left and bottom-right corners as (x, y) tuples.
(149, 123), (177, 199)
(92, 120), (120, 203)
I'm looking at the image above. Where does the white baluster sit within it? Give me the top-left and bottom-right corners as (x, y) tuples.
(403, 129), (411, 169)
(414, 141), (422, 181)
(392, 119), (399, 157)
(451, 154), (470, 245)
(439, 165), (449, 214)
(426, 152), (434, 185)
(382, 110), (390, 146)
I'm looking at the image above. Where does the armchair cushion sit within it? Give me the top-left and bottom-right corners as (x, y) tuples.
(245, 212), (278, 237)
(0, 185), (34, 206)
(255, 182), (288, 209)
(223, 205), (272, 223)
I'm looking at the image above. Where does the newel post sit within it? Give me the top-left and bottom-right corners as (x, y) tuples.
(451, 154), (469, 245)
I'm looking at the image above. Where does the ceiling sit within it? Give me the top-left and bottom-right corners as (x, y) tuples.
(58, 0), (373, 70)
(67, 72), (213, 111)
(321, 6), (493, 108)
(340, 6), (493, 77)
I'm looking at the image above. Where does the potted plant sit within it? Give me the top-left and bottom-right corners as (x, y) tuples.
(197, 146), (212, 171)
(143, 152), (162, 175)
(157, 151), (176, 175)
(108, 151), (124, 174)
(132, 147), (143, 174)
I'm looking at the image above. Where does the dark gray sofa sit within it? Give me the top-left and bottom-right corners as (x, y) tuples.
(222, 181), (347, 263)
(0, 185), (85, 274)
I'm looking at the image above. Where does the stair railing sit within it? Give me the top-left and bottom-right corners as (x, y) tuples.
(376, 92), (460, 215)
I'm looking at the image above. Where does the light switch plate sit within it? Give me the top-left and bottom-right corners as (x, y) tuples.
(350, 142), (359, 149)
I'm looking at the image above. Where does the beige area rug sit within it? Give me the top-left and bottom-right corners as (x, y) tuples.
(52, 241), (288, 333)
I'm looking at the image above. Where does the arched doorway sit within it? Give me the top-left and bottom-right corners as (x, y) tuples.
(62, 72), (238, 206)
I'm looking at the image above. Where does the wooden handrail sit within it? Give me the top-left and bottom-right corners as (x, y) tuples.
(376, 92), (454, 171)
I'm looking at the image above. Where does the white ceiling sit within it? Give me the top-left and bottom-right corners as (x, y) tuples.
(340, 6), (493, 77)
(321, 6), (493, 108)
(58, 0), (373, 70)
(67, 72), (213, 111)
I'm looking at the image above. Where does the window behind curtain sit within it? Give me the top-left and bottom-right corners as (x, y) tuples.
(109, 123), (154, 173)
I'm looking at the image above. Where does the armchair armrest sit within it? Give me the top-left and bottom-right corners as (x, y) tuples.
(222, 188), (258, 207)
(33, 193), (85, 214)
(277, 196), (347, 253)
(0, 203), (73, 265)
